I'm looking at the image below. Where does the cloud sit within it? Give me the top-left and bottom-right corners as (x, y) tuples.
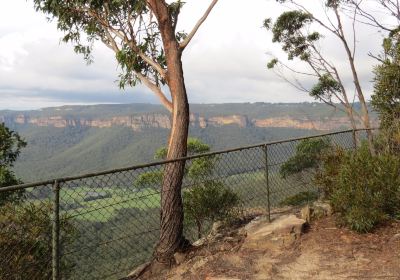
(0, 0), (390, 110)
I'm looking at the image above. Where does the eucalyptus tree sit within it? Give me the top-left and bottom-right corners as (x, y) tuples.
(32, 0), (219, 262)
(265, 0), (374, 151)
(348, 0), (400, 152)
(372, 35), (400, 153)
(349, 0), (400, 33)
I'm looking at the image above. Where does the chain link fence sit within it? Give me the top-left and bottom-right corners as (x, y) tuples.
(0, 129), (370, 280)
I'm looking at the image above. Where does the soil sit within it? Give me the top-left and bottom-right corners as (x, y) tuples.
(139, 211), (400, 280)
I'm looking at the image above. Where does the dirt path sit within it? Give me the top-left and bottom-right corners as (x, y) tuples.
(141, 210), (400, 280)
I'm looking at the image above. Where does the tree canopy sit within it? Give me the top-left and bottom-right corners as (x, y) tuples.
(0, 123), (27, 205)
(372, 34), (400, 153)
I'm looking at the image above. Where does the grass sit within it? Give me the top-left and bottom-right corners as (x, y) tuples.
(29, 187), (161, 222)
(278, 191), (319, 206)
(72, 190), (160, 222)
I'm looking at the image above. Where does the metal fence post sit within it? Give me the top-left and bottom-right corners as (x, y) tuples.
(52, 180), (60, 280)
(264, 145), (271, 222)
(352, 129), (358, 150)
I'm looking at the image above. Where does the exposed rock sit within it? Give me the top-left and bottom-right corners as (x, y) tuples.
(190, 256), (209, 271)
(253, 116), (357, 131)
(301, 205), (312, 223)
(301, 201), (332, 223)
(208, 115), (250, 128)
(210, 221), (224, 234)
(174, 252), (187, 265)
(243, 214), (306, 251)
(192, 237), (207, 247)
(3, 112), (372, 131)
(126, 261), (151, 279)
(313, 201), (333, 216)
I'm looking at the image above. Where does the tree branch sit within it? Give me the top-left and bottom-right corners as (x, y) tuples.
(179, 0), (219, 50)
(136, 72), (173, 112)
(90, 7), (167, 80)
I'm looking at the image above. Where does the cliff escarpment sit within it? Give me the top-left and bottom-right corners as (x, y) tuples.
(0, 112), (361, 131)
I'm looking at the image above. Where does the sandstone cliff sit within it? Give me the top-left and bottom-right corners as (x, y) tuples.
(0, 112), (367, 131)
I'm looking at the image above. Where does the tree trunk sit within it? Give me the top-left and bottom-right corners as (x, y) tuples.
(148, 0), (190, 263)
(154, 76), (189, 262)
(334, 7), (375, 153)
(341, 89), (359, 147)
(346, 52), (374, 152)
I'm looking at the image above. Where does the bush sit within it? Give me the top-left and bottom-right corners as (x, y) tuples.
(317, 144), (400, 233)
(314, 146), (346, 197)
(280, 138), (331, 179)
(0, 167), (24, 206)
(0, 123), (26, 205)
(280, 138), (331, 192)
(183, 181), (239, 238)
(0, 202), (76, 279)
(372, 36), (400, 154)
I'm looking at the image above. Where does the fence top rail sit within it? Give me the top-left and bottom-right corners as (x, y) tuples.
(1, 128), (375, 192)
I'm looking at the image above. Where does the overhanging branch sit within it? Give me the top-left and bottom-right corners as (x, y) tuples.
(179, 0), (219, 50)
(136, 72), (173, 112)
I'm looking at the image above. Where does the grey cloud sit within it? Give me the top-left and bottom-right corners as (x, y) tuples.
(0, 0), (390, 109)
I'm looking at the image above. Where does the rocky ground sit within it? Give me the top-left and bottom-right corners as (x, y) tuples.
(131, 204), (400, 280)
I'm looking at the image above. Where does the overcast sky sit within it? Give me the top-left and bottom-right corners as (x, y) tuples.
(0, 0), (386, 110)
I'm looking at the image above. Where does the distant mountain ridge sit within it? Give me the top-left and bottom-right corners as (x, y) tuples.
(0, 102), (377, 131)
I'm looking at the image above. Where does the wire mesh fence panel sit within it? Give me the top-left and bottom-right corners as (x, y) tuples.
(0, 184), (54, 280)
(60, 166), (164, 280)
(0, 129), (373, 280)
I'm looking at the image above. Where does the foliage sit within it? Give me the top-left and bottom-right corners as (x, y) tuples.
(0, 123), (27, 167)
(134, 171), (163, 190)
(318, 144), (400, 233)
(264, 7), (348, 104)
(134, 138), (239, 238)
(154, 137), (210, 159)
(310, 74), (341, 101)
(267, 10), (317, 61)
(0, 123), (26, 205)
(0, 167), (23, 206)
(280, 138), (331, 179)
(0, 202), (76, 279)
(135, 137), (215, 190)
(372, 35), (400, 154)
(314, 146), (346, 197)
(264, 1), (375, 151)
(32, 0), (173, 88)
(183, 181), (239, 238)
(279, 191), (319, 206)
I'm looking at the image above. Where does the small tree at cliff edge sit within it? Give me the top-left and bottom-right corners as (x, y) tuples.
(32, 0), (220, 263)
(0, 123), (26, 205)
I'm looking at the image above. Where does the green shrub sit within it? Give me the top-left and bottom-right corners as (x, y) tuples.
(279, 191), (319, 207)
(280, 138), (332, 193)
(183, 181), (239, 238)
(0, 167), (24, 206)
(280, 138), (331, 179)
(0, 123), (27, 205)
(314, 146), (346, 197)
(0, 202), (76, 279)
(318, 144), (400, 233)
(372, 36), (400, 154)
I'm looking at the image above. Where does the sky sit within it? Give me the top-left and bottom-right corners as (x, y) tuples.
(0, 0), (387, 110)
